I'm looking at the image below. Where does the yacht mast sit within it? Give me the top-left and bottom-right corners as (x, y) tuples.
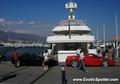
(65, 1), (77, 39)
(97, 25), (99, 49)
(115, 14), (118, 58)
(103, 24), (106, 51)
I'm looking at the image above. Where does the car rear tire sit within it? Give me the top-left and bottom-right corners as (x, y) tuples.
(101, 60), (108, 67)
(71, 60), (78, 67)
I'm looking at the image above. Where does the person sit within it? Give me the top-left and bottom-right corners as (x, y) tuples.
(112, 47), (115, 60)
(76, 48), (81, 56)
(0, 53), (2, 63)
(108, 47), (113, 59)
(43, 50), (49, 70)
(77, 48), (87, 72)
(104, 50), (109, 58)
(12, 48), (19, 67)
(97, 50), (102, 57)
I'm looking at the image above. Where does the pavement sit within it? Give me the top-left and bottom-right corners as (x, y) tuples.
(0, 59), (119, 84)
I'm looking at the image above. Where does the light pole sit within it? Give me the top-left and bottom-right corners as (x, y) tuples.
(103, 24), (106, 51)
(115, 14), (118, 58)
(97, 25), (99, 49)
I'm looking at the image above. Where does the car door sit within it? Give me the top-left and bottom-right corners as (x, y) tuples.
(31, 54), (40, 64)
(85, 54), (100, 66)
(30, 54), (44, 65)
(22, 53), (33, 64)
(28, 54), (39, 64)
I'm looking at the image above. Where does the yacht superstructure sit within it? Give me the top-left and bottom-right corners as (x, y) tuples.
(47, 1), (95, 62)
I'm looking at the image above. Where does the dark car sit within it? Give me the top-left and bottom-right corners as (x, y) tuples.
(16, 53), (44, 67)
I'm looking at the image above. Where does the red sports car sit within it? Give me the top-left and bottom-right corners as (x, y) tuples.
(66, 53), (116, 67)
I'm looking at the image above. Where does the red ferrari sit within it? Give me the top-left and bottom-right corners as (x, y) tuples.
(66, 53), (116, 67)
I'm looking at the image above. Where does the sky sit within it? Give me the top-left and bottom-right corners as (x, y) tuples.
(0, 0), (120, 41)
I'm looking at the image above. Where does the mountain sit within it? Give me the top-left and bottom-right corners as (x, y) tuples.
(0, 31), (46, 42)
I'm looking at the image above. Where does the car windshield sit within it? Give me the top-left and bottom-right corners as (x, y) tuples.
(22, 53), (33, 57)
(93, 54), (98, 57)
(89, 54), (98, 58)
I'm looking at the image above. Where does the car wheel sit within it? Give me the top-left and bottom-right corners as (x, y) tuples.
(101, 60), (108, 67)
(71, 60), (78, 67)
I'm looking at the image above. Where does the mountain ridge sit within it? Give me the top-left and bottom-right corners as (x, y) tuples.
(0, 31), (46, 42)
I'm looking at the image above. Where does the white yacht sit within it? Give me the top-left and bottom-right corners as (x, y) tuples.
(47, 1), (95, 62)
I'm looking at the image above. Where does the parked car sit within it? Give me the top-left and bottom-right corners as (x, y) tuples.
(16, 53), (44, 67)
(66, 53), (116, 67)
(15, 53), (58, 67)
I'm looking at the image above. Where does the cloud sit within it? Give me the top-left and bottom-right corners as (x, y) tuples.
(16, 20), (24, 25)
(0, 18), (5, 22)
(0, 18), (54, 37)
(6, 20), (24, 26)
(0, 18), (6, 26)
(28, 21), (36, 24)
(13, 30), (30, 34)
(0, 18), (26, 26)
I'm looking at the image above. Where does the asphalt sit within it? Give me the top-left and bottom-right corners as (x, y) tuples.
(0, 59), (119, 84)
